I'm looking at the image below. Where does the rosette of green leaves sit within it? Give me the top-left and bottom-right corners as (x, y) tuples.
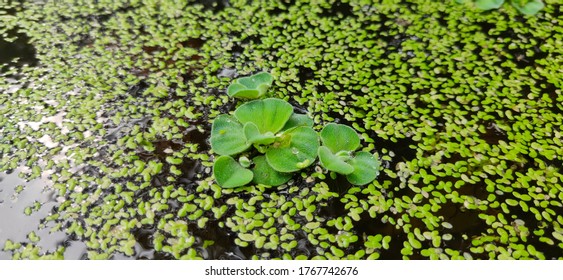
(473, 0), (505, 10)
(510, 0), (544, 15)
(317, 123), (380, 185)
(210, 98), (318, 188)
(227, 72), (273, 99)
(456, 0), (544, 15)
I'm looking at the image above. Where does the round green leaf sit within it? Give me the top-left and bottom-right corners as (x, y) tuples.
(237, 72), (273, 88)
(318, 146), (354, 175)
(227, 72), (273, 99)
(213, 156), (253, 188)
(346, 151), (380, 185)
(281, 113), (314, 131)
(244, 122), (276, 145)
(252, 156), (292, 186)
(266, 127), (319, 172)
(475, 0), (505, 10)
(210, 114), (250, 156)
(234, 98), (293, 134)
(227, 83), (260, 99)
(511, 0), (544, 15)
(319, 123), (360, 153)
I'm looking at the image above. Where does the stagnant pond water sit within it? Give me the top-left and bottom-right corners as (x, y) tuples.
(1, 0), (562, 260)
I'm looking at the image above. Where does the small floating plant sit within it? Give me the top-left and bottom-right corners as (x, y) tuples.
(456, 0), (545, 15)
(210, 72), (381, 188)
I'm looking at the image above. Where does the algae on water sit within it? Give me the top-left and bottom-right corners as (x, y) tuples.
(0, 0), (562, 259)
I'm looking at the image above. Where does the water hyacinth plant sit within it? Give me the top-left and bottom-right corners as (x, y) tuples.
(318, 124), (380, 185)
(211, 97), (319, 187)
(210, 73), (381, 188)
(456, 0), (545, 15)
(227, 72), (274, 99)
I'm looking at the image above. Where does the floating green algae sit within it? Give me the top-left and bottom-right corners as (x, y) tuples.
(0, 0), (562, 259)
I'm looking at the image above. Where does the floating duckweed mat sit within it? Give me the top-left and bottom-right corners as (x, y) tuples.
(0, 0), (562, 260)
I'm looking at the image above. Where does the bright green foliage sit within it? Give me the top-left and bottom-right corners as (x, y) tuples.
(252, 156), (292, 186)
(211, 75), (376, 187)
(460, 0), (545, 15)
(227, 72), (273, 99)
(346, 152), (381, 186)
(210, 115), (250, 156)
(210, 93), (319, 187)
(213, 156), (253, 188)
(318, 124), (380, 185)
(243, 122), (276, 145)
(511, 0), (545, 15)
(3, 0), (560, 261)
(318, 146), (354, 175)
(320, 123), (360, 153)
(235, 98), (293, 134)
(265, 126), (320, 172)
(281, 114), (314, 131)
(475, 0), (505, 10)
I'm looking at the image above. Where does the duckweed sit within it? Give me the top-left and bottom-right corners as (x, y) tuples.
(1, 0), (562, 260)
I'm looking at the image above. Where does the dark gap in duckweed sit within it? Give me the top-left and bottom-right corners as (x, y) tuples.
(267, 1), (295, 17)
(322, 174), (352, 195)
(229, 44), (244, 60)
(195, 220), (249, 260)
(434, 11), (449, 28)
(539, 82), (563, 114)
(319, 2), (354, 19)
(297, 66), (315, 86)
(382, 33), (409, 56)
(58, 4), (135, 23)
(131, 224), (155, 250)
(127, 80), (149, 97)
(485, 200), (562, 259)
(240, 34), (262, 46)
(479, 121), (508, 145)
(192, 0), (230, 13)
(180, 37), (207, 49)
(0, 29), (38, 68)
(317, 195), (346, 220)
(494, 31), (549, 69)
(0, 169), (63, 259)
(75, 33), (95, 48)
(372, 134), (417, 163)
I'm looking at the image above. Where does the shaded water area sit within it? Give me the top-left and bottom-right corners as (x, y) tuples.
(1, 0), (562, 260)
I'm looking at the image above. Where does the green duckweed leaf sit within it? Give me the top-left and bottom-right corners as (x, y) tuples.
(252, 155), (292, 186)
(210, 114), (250, 156)
(346, 151), (380, 185)
(244, 122), (276, 145)
(266, 126), (319, 172)
(281, 113), (314, 131)
(318, 146), (354, 175)
(227, 72), (273, 99)
(320, 123), (360, 153)
(234, 98), (293, 134)
(475, 0), (505, 10)
(510, 0), (544, 15)
(213, 155), (253, 188)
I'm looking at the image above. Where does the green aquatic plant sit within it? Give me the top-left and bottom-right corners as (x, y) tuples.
(211, 74), (380, 188)
(509, 0), (544, 15)
(318, 124), (380, 185)
(213, 155), (254, 188)
(456, 0), (544, 15)
(227, 72), (273, 99)
(210, 97), (319, 188)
